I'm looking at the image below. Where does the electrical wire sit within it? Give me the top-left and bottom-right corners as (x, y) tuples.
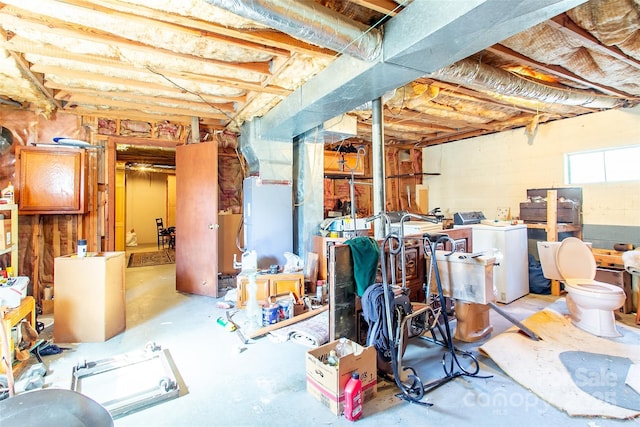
(137, 1), (407, 137)
(143, 65), (242, 131)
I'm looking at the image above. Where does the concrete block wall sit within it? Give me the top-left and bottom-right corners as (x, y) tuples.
(422, 105), (640, 231)
(422, 106), (640, 309)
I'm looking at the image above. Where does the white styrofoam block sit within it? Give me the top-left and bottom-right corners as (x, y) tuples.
(0, 276), (29, 308)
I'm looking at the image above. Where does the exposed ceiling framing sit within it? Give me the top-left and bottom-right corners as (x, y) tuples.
(0, 0), (638, 166)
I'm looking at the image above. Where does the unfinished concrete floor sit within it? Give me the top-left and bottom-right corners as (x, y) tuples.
(30, 244), (638, 426)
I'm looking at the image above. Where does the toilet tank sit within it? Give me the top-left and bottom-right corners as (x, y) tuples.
(537, 241), (563, 280)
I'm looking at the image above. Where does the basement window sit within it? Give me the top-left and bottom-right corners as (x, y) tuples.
(565, 145), (640, 184)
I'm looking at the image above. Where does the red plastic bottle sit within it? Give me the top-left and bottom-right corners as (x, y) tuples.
(344, 371), (363, 421)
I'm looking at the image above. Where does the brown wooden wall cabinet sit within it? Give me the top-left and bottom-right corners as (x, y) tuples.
(16, 145), (88, 214)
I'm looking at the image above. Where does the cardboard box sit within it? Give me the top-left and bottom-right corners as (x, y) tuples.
(41, 299), (54, 315)
(54, 252), (125, 342)
(293, 303), (307, 317)
(306, 339), (377, 415)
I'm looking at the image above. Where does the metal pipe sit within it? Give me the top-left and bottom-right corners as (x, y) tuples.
(371, 97), (385, 240)
(0, 98), (22, 107)
(205, 0), (382, 61)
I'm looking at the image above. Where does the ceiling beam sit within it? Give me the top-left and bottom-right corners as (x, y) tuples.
(549, 13), (640, 70)
(36, 65), (242, 102)
(0, 6), (271, 76)
(4, 50), (62, 110)
(54, 89), (236, 113)
(3, 36), (289, 97)
(69, 108), (224, 126)
(63, 101), (227, 121)
(349, 0), (403, 15)
(68, 0), (337, 58)
(58, 93), (231, 121)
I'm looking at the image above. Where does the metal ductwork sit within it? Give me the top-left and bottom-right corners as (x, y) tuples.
(240, 119), (293, 181)
(428, 58), (623, 110)
(205, 0), (382, 61)
(258, 0), (588, 141)
(214, 0), (600, 143)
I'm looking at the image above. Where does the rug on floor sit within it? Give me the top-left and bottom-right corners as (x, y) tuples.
(128, 250), (175, 268)
(268, 310), (329, 348)
(479, 307), (640, 419)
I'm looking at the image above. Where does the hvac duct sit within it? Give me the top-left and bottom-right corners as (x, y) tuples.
(427, 58), (623, 110)
(259, 0), (588, 140)
(204, 0), (382, 61)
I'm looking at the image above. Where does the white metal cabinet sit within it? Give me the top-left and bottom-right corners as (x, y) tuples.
(469, 224), (528, 304)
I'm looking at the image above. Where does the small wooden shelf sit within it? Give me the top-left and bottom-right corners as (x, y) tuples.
(1, 296), (36, 375)
(526, 222), (582, 237)
(0, 204), (18, 275)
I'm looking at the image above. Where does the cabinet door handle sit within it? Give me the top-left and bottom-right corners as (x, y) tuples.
(208, 223), (219, 229)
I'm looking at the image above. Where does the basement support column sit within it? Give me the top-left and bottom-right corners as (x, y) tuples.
(371, 97), (386, 240)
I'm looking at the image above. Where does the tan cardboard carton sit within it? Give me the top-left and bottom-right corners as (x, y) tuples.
(54, 252), (125, 342)
(306, 338), (377, 415)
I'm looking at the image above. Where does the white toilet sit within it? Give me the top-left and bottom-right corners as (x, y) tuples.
(537, 237), (626, 337)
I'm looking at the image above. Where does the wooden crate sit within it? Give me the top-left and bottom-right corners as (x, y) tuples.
(519, 201), (581, 223)
(520, 187), (582, 224)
